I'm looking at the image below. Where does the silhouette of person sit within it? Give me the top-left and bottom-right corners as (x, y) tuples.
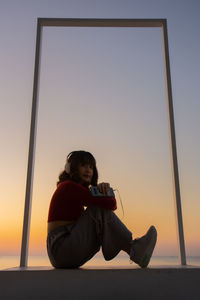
(47, 150), (157, 268)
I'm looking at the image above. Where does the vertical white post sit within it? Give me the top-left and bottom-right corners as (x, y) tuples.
(162, 20), (186, 265)
(20, 19), (42, 267)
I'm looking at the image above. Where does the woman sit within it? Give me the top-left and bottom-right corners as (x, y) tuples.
(47, 150), (157, 268)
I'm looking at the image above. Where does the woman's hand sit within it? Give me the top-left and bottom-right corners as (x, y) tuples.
(97, 182), (111, 196)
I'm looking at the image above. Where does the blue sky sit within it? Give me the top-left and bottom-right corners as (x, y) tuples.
(0, 0), (199, 260)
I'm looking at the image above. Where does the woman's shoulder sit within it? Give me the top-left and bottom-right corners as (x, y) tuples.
(57, 179), (76, 188)
(57, 180), (91, 196)
(57, 179), (86, 190)
(53, 180), (78, 196)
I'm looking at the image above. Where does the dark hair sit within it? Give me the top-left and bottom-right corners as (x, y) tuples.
(57, 150), (98, 187)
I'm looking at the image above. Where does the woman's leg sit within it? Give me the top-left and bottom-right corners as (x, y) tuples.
(47, 206), (156, 268)
(71, 206), (157, 267)
(86, 206), (132, 260)
(47, 206), (132, 268)
(90, 206), (157, 267)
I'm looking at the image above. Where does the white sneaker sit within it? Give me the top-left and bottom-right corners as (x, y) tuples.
(130, 226), (157, 268)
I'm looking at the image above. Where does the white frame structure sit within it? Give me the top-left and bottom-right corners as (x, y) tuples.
(20, 18), (186, 267)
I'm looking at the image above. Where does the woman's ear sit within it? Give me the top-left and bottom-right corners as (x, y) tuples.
(65, 161), (71, 174)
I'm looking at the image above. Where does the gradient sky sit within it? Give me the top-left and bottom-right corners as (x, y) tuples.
(0, 0), (199, 263)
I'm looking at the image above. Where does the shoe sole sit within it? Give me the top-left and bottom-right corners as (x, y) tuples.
(138, 226), (157, 268)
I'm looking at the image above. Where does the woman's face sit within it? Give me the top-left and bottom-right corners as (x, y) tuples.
(78, 163), (94, 185)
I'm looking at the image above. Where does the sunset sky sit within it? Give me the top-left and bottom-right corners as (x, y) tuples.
(0, 0), (199, 265)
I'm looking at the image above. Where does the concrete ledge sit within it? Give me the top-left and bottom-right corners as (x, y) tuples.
(2, 264), (200, 271)
(1, 267), (200, 299)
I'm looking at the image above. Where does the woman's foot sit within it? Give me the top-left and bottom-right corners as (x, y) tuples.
(130, 226), (157, 268)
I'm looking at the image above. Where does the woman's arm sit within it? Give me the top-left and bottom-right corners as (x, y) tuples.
(61, 181), (117, 210)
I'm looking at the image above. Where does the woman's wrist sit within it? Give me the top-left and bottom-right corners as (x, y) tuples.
(97, 182), (111, 195)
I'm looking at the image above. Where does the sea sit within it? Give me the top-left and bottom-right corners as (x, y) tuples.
(1, 253), (200, 270)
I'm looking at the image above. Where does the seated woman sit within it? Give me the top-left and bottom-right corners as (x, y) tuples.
(47, 150), (157, 269)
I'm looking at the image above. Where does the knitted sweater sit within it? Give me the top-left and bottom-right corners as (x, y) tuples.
(48, 180), (117, 222)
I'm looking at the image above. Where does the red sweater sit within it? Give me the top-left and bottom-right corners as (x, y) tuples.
(48, 180), (117, 222)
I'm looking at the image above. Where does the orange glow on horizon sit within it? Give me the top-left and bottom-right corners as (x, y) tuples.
(1, 172), (200, 256)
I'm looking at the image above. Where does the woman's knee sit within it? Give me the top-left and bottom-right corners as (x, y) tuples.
(86, 205), (114, 216)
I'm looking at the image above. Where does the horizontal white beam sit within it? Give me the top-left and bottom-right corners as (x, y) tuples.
(38, 18), (165, 28)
